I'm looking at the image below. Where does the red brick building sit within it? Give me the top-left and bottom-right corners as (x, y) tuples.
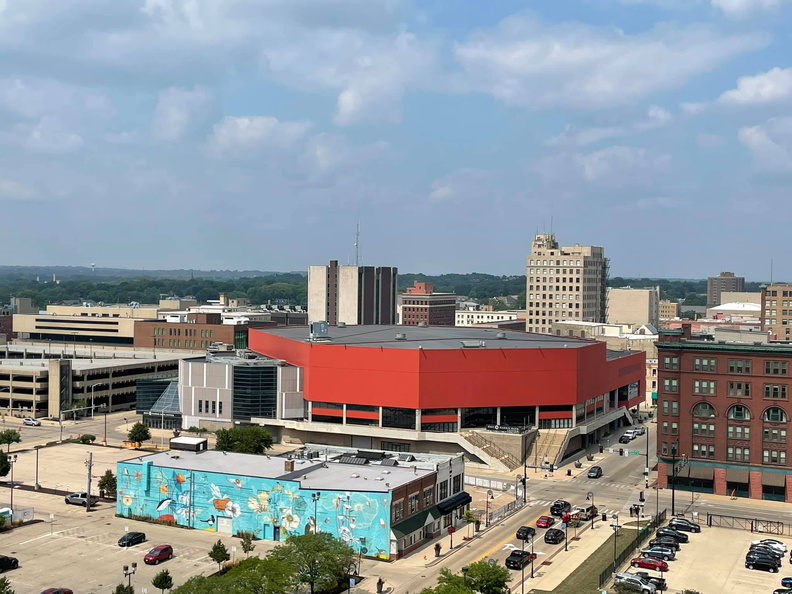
(398, 281), (455, 326)
(656, 324), (792, 502)
(134, 313), (275, 351)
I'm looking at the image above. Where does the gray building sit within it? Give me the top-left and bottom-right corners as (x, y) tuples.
(707, 271), (745, 307)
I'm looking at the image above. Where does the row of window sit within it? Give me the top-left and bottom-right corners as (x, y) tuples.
(661, 401), (788, 422)
(527, 261), (583, 268)
(154, 338), (217, 348)
(665, 422), (786, 442)
(663, 378), (788, 399)
(661, 442), (787, 465)
(663, 357), (788, 376)
(197, 399), (223, 415)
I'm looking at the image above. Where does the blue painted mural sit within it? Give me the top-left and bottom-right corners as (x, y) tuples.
(116, 459), (393, 559)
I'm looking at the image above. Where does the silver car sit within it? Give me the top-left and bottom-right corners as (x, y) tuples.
(64, 492), (98, 507)
(640, 545), (676, 561)
(614, 573), (656, 594)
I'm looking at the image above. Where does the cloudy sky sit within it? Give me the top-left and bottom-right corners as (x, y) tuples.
(2, 0), (791, 280)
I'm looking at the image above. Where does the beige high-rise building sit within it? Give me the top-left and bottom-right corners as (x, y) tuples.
(525, 233), (608, 334)
(607, 286), (660, 327)
(761, 283), (792, 340)
(658, 300), (681, 320)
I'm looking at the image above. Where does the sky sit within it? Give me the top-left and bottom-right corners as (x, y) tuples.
(1, 0), (791, 280)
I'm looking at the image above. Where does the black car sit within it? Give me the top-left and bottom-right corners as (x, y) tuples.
(516, 526), (536, 541)
(655, 527), (689, 543)
(550, 500), (571, 516)
(504, 550), (535, 570)
(0, 555), (18, 572)
(746, 554), (781, 572)
(668, 518), (701, 533)
(544, 528), (565, 544)
(774, 589), (792, 594)
(648, 537), (680, 551)
(746, 552), (781, 568)
(619, 435), (631, 444)
(749, 545), (783, 559)
(118, 531), (147, 547)
(587, 466), (603, 479)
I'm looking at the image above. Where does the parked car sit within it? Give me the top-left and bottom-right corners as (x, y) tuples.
(40, 590), (74, 594)
(587, 466), (603, 479)
(648, 537), (680, 551)
(668, 518), (701, 533)
(613, 573), (657, 594)
(23, 418), (41, 426)
(753, 539), (788, 553)
(550, 500), (571, 516)
(573, 504), (598, 519)
(747, 554), (781, 572)
(746, 552), (781, 568)
(773, 589), (792, 594)
(619, 435), (631, 444)
(536, 515), (555, 528)
(630, 571), (667, 590)
(655, 527), (689, 543)
(544, 528), (565, 544)
(504, 550), (536, 570)
(118, 532), (146, 547)
(635, 426), (646, 435)
(0, 555), (18, 572)
(782, 577), (792, 587)
(630, 557), (669, 572)
(749, 545), (783, 559)
(144, 544), (173, 565)
(640, 546), (676, 561)
(516, 526), (536, 541)
(624, 430), (638, 440)
(64, 492), (98, 507)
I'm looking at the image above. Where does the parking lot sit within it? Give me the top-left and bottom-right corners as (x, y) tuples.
(619, 523), (792, 593)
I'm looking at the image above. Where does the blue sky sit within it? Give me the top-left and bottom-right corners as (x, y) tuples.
(1, 0), (791, 280)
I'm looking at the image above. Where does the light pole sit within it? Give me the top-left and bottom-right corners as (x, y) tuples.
(462, 566), (469, 584)
(516, 474), (522, 502)
(485, 489), (493, 527)
(611, 513), (621, 569)
(123, 562), (137, 587)
(8, 454), (17, 512)
(671, 442), (678, 516)
(103, 411), (108, 446)
(645, 423), (650, 490)
(529, 537), (535, 578)
(90, 383), (105, 419)
(34, 446), (41, 490)
(586, 492), (595, 529)
(520, 535), (525, 594)
(311, 492), (321, 533)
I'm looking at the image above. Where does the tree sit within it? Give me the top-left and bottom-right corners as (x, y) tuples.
(128, 422), (151, 444)
(0, 577), (15, 594)
(269, 532), (355, 594)
(112, 585), (135, 594)
(614, 582), (642, 593)
(213, 425), (273, 455)
(225, 557), (296, 594)
(0, 452), (10, 478)
(80, 434), (97, 444)
(240, 531), (256, 557)
(214, 428), (236, 452)
(0, 429), (20, 453)
(152, 569), (174, 593)
(438, 560), (510, 594)
(98, 469), (118, 498)
(462, 510), (476, 538)
(209, 539), (230, 572)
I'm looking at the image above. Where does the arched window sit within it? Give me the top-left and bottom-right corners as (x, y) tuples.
(692, 402), (716, 418)
(764, 407), (787, 423)
(727, 404), (751, 421)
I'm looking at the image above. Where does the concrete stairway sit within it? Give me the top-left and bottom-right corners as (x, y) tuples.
(530, 429), (570, 469)
(460, 431), (521, 471)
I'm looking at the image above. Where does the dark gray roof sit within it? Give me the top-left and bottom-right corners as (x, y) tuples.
(256, 325), (597, 350)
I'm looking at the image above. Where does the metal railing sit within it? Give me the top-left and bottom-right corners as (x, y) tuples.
(463, 431), (520, 470)
(598, 510), (668, 588)
(487, 498), (526, 526)
(707, 513), (785, 535)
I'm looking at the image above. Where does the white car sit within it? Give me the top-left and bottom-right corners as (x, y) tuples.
(614, 573), (656, 594)
(22, 417), (41, 426)
(751, 538), (787, 554)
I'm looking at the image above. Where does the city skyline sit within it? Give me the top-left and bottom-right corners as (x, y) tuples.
(1, 1), (790, 278)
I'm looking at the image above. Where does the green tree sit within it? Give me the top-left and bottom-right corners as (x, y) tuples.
(112, 585), (135, 594)
(98, 469), (117, 498)
(462, 509), (476, 538)
(614, 582), (642, 593)
(213, 426), (273, 455)
(269, 532), (355, 594)
(439, 560), (510, 594)
(80, 434), (97, 444)
(0, 576), (15, 594)
(209, 539), (230, 572)
(152, 569), (174, 593)
(240, 531), (256, 557)
(0, 451), (10, 478)
(0, 429), (21, 453)
(225, 557), (296, 594)
(128, 422), (151, 444)
(214, 428), (235, 452)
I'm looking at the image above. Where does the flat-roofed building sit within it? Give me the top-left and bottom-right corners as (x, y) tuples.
(659, 300), (681, 321)
(762, 283), (792, 341)
(607, 286), (660, 327)
(397, 282), (455, 326)
(707, 271), (745, 307)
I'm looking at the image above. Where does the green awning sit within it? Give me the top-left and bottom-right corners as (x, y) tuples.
(391, 505), (440, 539)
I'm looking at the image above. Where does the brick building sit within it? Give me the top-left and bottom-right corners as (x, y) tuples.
(397, 281), (455, 326)
(761, 283), (792, 341)
(656, 324), (792, 502)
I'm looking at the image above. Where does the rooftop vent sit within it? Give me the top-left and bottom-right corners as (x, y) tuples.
(395, 333), (407, 341)
(461, 340), (486, 348)
(374, 476), (384, 481)
(350, 473), (360, 478)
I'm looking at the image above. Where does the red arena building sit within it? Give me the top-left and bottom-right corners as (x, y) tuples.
(248, 325), (645, 471)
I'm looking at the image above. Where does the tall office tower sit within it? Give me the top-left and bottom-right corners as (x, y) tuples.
(762, 283), (792, 341)
(707, 271), (745, 307)
(308, 260), (398, 326)
(525, 233), (608, 334)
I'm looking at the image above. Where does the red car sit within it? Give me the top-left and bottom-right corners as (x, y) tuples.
(536, 515), (555, 528)
(630, 557), (669, 572)
(144, 544), (173, 565)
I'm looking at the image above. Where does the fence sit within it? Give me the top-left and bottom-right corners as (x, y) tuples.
(598, 509), (668, 588)
(706, 513), (785, 535)
(465, 475), (509, 492)
(487, 499), (526, 526)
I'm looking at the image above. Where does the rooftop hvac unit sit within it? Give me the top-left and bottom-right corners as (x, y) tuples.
(395, 333), (406, 340)
(460, 340), (486, 348)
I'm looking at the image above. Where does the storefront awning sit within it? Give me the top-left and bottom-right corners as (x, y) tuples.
(688, 466), (714, 480)
(436, 491), (473, 516)
(726, 468), (750, 483)
(391, 505), (439, 539)
(762, 472), (787, 487)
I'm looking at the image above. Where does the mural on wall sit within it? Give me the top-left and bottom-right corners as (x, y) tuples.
(117, 460), (393, 559)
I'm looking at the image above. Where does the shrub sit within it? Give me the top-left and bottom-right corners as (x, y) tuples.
(80, 434), (97, 444)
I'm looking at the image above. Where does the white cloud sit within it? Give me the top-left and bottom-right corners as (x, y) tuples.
(680, 102), (708, 115)
(547, 105), (673, 148)
(718, 67), (792, 105)
(18, 117), (84, 153)
(453, 15), (768, 110)
(539, 145), (671, 187)
(152, 87), (212, 141)
(712, 0), (792, 17)
(738, 117), (792, 171)
(206, 116), (313, 158)
(0, 178), (37, 201)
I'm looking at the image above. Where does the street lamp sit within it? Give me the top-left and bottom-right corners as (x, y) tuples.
(346, 562), (356, 594)
(34, 446), (41, 490)
(90, 383), (106, 419)
(611, 513), (621, 569)
(485, 489), (493, 528)
(311, 492), (321, 533)
(528, 537), (535, 578)
(8, 454), (17, 512)
(515, 474), (522, 502)
(461, 566), (469, 583)
(103, 410), (108, 446)
(671, 442), (678, 516)
(586, 492), (595, 529)
(122, 563), (137, 587)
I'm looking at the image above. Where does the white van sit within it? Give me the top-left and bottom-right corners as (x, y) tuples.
(623, 430), (638, 440)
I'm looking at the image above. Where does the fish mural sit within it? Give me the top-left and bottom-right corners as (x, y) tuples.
(116, 460), (393, 559)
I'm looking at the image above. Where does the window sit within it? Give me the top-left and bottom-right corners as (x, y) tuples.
(671, 422), (678, 435)
(211, 401), (216, 414)
(662, 401), (668, 415)
(692, 423), (715, 436)
(764, 428), (787, 443)
(198, 400), (202, 413)
(392, 500), (403, 522)
(672, 401), (679, 415)
(727, 447), (749, 461)
(663, 378), (678, 393)
(662, 421), (668, 434)
(438, 480), (449, 500)
(764, 407), (787, 423)
(694, 358), (717, 372)
(765, 361), (788, 376)
(727, 404), (751, 420)
(408, 493), (420, 514)
(218, 401), (223, 415)
(692, 402), (716, 418)
(663, 356), (679, 370)
(763, 450), (787, 465)
(693, 380), (716, 395)
(727, 425), (750, 440)
(423, 488), (434, 507)
(661, 442), (668, 455)
(452, 474), (462, 494)
(728, 359), (752, 374)
(728, 382), (751, 397)
(764, 384), (788, 399)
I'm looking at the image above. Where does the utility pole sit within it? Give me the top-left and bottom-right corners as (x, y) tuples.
(85, 451), (93, 514)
